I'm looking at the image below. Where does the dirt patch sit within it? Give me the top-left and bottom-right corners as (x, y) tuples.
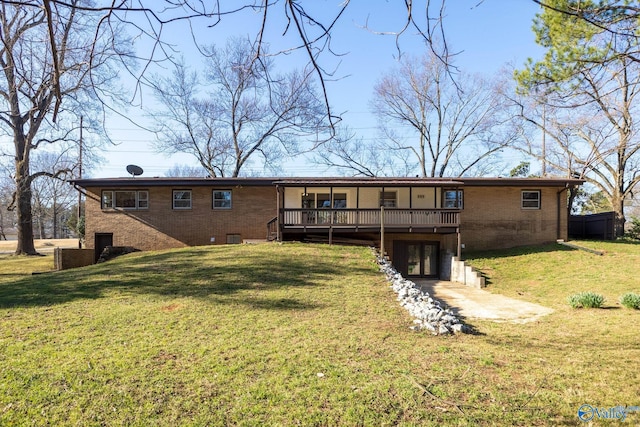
(416, 280), (554, 323)
(161, 303), (183, 312)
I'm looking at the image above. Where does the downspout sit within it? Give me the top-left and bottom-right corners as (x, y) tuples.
(380, 186), (385, 257)
(276, 185), (281, 242)
(356, 186), (360, 230)
(557, 185), (567, 241)
(456, 184), (462, 259)
(329, 186), (333, 245)
(73, 184), (86, 248)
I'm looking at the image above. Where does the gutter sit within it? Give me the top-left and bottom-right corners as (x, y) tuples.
(557, 188), (563, 240)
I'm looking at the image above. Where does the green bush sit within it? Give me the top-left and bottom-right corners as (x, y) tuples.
(568, 292), (605, 309)
(626, 217), (640, 240)
(620, 293), (640, 310)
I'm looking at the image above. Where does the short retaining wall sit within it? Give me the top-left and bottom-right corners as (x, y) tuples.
(450, 257), (485, 288)
(54, 245), (141, 270)
(54, 248), (94, 270)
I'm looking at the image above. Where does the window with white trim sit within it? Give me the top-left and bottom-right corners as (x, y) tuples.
(173, 190), (192, 210)
(101, 190), (148, 210)
(137, 191), (148, 209)
(443, 189), (463, 209)
(521, 190), (541, 209)
(213, 190), (232, 209)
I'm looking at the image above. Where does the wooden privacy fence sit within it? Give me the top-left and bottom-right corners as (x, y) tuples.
(569, 211), (615, 240)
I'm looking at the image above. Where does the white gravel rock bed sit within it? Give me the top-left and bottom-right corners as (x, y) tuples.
(375, 251), (469, 335)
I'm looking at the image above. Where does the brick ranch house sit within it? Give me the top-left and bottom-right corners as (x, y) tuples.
(71, 176), (583, 279)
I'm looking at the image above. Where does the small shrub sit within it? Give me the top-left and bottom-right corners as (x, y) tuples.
(568, 292), (605, 309)
(620, 293), (640, 310)
(626, 217), (640, 240)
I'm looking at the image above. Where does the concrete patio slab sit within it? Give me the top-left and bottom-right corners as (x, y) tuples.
(416, 280), (554, 324)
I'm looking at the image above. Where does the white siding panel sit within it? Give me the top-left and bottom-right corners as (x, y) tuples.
(412, 188), (437, 208)
(283, 187), (302, 208)
(358, 188), (379, 208)
(283, 186), (444, 208)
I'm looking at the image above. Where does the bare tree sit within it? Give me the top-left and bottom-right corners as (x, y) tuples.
(30, 151), (77, 239)
(371, 52), (514, 178)
(151, 38), (329, 177)
(312, 127), (414, 177)
(511, 83), (640, 234)
(507, 90), (590, 212)
(0, 2), (126, 254)
(514, 1), (640, 237)
(0, 0), (464, 252)
(0, 1), (459, 130)
(164, 164), (209, 178)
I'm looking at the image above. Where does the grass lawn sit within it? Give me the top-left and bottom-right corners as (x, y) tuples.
(1, 241), (639, 426)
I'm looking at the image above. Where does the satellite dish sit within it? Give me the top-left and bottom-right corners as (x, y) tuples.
(126, 164), (144, 177)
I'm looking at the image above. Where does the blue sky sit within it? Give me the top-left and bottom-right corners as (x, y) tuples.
(94, 1), (544, 178)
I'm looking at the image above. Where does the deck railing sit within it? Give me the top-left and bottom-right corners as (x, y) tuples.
(266, 216), (278, 240)
(281, 208), (460, 228)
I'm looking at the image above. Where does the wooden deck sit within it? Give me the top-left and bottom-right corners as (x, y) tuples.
(280, 208), (460, 231)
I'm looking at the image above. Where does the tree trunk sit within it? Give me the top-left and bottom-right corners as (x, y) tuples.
(53, 200), (58, 239)
(611, 168), (627, 238)
(14, 157), (37, 255)
(15, 185), (37, 255)
(613, 197), (626, 238)
(567, 186), (578, 216)
(0, 212), (5, 240)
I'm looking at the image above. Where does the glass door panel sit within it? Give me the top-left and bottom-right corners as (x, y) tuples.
(407, 244), (422, 276)
(404, 242), (438, 277)
(423, 244), (438, 277)
(302, 193), (315, 208)
(302, 193), (315, 224)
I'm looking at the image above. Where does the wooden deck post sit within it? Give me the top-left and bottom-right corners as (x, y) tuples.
(276, 186), (281, 242)
(380, 206), (385, 257)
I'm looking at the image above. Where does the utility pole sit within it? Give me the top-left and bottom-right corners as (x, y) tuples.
(542, 103), (547, 177)
(77, 116), (83, 248)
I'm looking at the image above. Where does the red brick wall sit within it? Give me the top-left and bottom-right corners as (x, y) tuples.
(83, 183), (570, 253)
(84, 185), (277, 251)
(460, 186), (568, 251)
